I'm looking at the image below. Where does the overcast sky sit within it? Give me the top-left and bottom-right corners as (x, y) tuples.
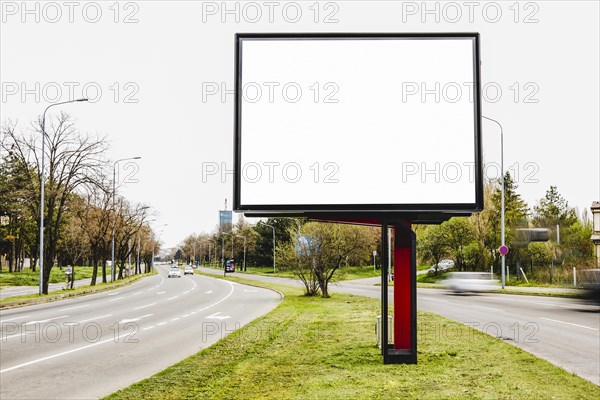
(1, 1), (599, 249)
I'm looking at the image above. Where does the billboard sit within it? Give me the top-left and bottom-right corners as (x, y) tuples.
(234, 33), (482, 214)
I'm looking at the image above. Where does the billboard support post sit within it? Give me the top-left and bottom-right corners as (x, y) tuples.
(381, 220), (417, 364)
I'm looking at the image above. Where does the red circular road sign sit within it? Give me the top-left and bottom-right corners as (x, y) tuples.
(498, 245), (509, 255)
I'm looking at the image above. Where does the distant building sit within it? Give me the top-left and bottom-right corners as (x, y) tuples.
(219, 210), (232, 231)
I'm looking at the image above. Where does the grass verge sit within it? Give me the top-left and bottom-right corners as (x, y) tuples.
(105, 275), (599, 400)
(0, 272), (155, 309)
(210, 264), (429, 282)
(0, 266), (96, 287)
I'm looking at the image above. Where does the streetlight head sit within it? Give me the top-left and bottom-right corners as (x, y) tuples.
(76, 98), (89, 102)
(133, 156), (142, 160)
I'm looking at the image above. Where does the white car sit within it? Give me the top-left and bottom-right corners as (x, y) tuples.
(428, 259), (455, 273)
(443, 272), (499, 293)
(184, 266), (194, 275)
(168, 266), (182, 278)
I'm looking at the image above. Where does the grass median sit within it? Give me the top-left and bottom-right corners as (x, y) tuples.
(106, 274), (599, 400)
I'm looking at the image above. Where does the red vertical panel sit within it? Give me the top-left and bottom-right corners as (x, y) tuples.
(394, 223), (412, 349)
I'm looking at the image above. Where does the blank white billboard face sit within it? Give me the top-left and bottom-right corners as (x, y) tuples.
(235, 34), (482, 212)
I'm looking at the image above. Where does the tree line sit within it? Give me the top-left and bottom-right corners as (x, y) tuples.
(417, 174), (595, 284)
(177, 174), (595, 295)
(0, 113), (160, 293)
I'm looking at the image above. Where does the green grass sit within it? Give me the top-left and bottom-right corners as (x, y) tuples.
(0, 266), (95, 287)
(210, 264), (400, 281)
(105, 275), (599, 400)
(0, 272), (155, 308)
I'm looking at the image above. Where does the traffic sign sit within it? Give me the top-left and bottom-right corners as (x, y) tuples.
(498, 245), (509, 255)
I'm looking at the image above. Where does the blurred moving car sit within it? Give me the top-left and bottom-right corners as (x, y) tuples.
(444, 272), (499, 293)
(168, 266), (182, 278)
(428, 259), (455, 273)
(579, 269), (600, 304)
(184, 266), (194, 275)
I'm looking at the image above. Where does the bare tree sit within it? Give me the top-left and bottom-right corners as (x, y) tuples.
(1, 113), (108, 293)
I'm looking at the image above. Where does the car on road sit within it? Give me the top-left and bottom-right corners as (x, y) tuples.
(184, 266), (194, 275)
(168, 266), (182, 278)
(579, 269), (600, 304)
(428, 259), (455, 274)
(443, 271), (499, 293)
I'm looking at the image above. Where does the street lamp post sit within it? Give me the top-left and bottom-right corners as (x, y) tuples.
(111, 156), (141, 282)
(39, 98), (88, 295)
(483, 116), (506, 289)
(151, 224), (167, 272)
(236, 235), (246, 271)
(263, 223), (276, 273)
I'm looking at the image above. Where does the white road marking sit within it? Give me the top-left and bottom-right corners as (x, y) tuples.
(24, 315), (69, 326)
(106, 292), (120, 296)
(0, 331), (132, 374)
(107, 297), (125, 302)
(167, 296), (179, 301)
(156, 291), (166, 295)
(170, 318), (180, 322)
(420, 296), (449, 303)
(540, 317), (598, 331)
(205, 290), (213, 294)
(0, 315), (31, 322)
(133, 303), (156, 310)
(205, 312), (231, 320)
(120, 314), (153, 324)
(472, 305), (504, 312)
(78, 314), (112, 324)
(132, 291), (143, 296)
(157, 322), (167, 326)
(58, 305), (89, 312)
(183, 290), (190, 295)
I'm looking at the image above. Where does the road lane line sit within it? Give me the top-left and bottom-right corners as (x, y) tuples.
(157, 291), (166, 295)
(58, 305), (90, 312)
(183, 290), (190, 295)
(134, 303), (156, 310)
(78, 314), (112, 324)
(0, 315), (31, 322)
(106, 292), (121, 296)
(157, 322), (167, 326)
(540, 317), (598, 331)
(132, 291), (143, 296)
(0, 331), (133, 374)
(420, 296), (449, 303)
(472, 305), (504, 312)
(205, 290), (213, 294)
(167, 296), (178, 300)
(24, 315), (69, 326)
(170, 318), (180, 322)
(120, 314), (153, 324)
(107, 297), (125, 302)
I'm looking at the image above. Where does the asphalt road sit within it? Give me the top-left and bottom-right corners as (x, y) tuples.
(0, 264), (281, 399)
(200, 267), (600, 385)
